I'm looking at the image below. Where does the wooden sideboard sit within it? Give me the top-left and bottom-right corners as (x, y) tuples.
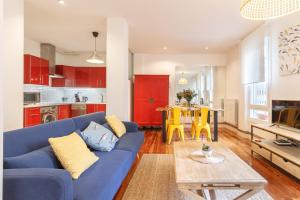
(251, 124), (300, 179)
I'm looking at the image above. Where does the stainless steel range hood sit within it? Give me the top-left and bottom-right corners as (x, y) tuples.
(40, 43), (64, 78)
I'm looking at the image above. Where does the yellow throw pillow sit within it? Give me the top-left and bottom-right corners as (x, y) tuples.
(48, 132), (99, 179)
(106, 115), (126, 138)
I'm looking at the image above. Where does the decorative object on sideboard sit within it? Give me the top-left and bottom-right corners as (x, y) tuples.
(240, 0), (300, 20)
(279, 24), (300, 75)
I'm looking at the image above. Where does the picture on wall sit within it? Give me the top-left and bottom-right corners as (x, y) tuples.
(278, 24), (300, 75)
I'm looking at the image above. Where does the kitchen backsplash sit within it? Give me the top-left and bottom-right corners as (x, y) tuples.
(24, 84), (106, 103)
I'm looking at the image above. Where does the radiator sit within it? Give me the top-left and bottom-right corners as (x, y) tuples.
(224, 99), (238, 126)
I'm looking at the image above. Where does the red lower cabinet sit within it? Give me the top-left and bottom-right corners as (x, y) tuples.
(87, 104), (106, 114)
(58, 105), (71, 120)
(24, 107), (41, 127)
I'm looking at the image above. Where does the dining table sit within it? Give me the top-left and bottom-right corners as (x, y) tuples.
(156, 105), (223, 143)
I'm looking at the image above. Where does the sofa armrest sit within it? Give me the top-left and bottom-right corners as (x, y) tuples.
(4, 168), (73, 200)
(123, 121), (139, 132)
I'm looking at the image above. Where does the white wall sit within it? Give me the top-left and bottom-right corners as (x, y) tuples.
(225, 11), (300, 131)
(269, 11), (300, 101)
(106, 18), (130, 121)
(134, 53), (228, 104)
(24, 37), (106, 67)
(0, 0), (4, 197)
(3, 0), (24, 131)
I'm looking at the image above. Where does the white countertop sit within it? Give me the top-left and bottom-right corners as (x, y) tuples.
(24, 102), (106, 108)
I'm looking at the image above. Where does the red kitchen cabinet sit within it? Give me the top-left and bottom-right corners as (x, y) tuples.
(75, 67), (90, 87)
(58, 105), (71, 120)
(24, 55), (31, 84)
(52, 65), (75, 87)
(64, 66), (75, 87)
(134, 75), (169, 126)
(90, 67), (106, 88)
(87, 104), (106, 114)
(30, 55), (41, 84)
(40, 58), (49, 86)
(24, 54), (49, 86)
(24, 107), (41, 127)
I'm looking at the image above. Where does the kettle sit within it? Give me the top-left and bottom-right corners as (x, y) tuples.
(82, 96), (88, 102)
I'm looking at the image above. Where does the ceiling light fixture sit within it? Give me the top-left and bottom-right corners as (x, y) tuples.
(86, 32), (104, 64)
(58, 0), (65, 5)
(240, 0), (300, 20)
(178, 72), (188, 85)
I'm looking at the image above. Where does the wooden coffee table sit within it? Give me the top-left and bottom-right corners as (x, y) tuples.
(173, 141), (267, 200)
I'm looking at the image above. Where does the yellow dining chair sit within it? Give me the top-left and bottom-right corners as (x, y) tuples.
(192, 107), (212, 142)
(165, 107), (173, 132)
(167, 107), (185, 144)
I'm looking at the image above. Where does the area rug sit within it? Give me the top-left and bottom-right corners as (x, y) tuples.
(122, 154), (273, 200)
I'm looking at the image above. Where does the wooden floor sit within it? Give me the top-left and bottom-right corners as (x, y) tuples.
(114, 128), (300, 200)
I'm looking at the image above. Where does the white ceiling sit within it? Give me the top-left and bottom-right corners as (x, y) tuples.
(25, 0), (262, 54)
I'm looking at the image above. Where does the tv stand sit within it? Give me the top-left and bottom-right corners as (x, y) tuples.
(251, 124), (300, 179)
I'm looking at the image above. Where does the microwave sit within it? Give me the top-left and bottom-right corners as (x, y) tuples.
(24, 92), (40, 105)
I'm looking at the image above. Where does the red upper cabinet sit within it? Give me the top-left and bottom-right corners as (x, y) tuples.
(64, 66), (75, 87)
(29, 55), (41, 85)
(40, 58), (49, 86)
(24, 55), (31, 84)
(75, 67), (90, 87)
(24, 54), (49, 86)
(90, 67), (106, 88)
(52, 65), (75, 87)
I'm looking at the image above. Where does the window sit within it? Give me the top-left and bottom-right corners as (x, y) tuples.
(247, 35), (270, 122)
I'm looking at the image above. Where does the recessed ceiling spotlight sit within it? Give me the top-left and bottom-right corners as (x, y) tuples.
(163, 46), (168, 50)
(58, 0), (65, 5)
(205, 46), (209, 50)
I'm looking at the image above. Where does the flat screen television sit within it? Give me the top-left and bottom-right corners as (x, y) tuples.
(272, 100), (300, 131)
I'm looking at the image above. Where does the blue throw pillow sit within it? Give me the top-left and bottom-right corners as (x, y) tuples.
(81, 121), (118, 152)
(4, 146), (62, 169)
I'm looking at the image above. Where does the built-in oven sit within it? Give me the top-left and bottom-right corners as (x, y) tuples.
(24, 92), (40, 105)
(41, 106), (58, 124)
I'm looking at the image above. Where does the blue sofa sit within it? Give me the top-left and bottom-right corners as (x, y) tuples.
(3, 112), (144, 200)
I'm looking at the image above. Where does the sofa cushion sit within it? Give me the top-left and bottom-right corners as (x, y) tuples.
(81, 121), (118, 152)
(4, 119), (77, 157)
(49, 133), (99, 179)
(73, 112), (106, 131)
(73, 150), (133, 200)
(105, 115), (126, 138)
(4, 146), (62, 169)
(115, 131), (144, 158)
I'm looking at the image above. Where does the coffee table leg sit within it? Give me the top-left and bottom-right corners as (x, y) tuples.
(179, 189), (206, 200)
(234, 188), (262, 200)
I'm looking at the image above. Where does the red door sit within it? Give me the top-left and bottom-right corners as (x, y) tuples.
(24, 107), (41, 127)
(134, 75), (169, 126)
(40, 58), (49, 86)
(30, 56), (41, 85)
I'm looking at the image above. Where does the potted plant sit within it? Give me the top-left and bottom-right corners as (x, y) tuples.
(183, 89), (197, 107)
(176, 91), (183, 103)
